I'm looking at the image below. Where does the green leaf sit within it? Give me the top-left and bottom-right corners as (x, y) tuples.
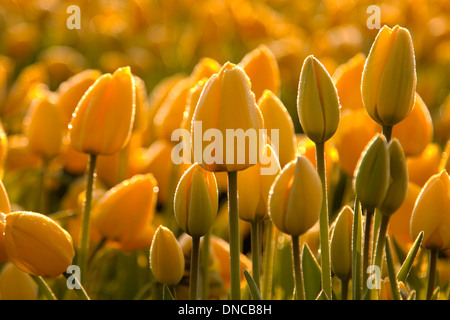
(407, 290), (416, 300)
(243, 269), (263, 300)
(352, 198), (363, 300)
(396, 232), (423, 282)
(163, 285), (175, 300)
(385, 237), (401, 300)
(431, 286), (440, 300)
(301, 243), (322, 300)
(316, 290), (330, 300)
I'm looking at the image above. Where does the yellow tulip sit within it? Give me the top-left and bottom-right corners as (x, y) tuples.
(407, 143), (441, 187)
(257, 90), (296, 168)
(56, 69), (102, 127)
(237, 144), (281, 222)
(0, 263), (37, 300)
(332, 109), (380, 176)
(330, 206), (353, 281)
(61, 134), (88, 175)
(297, 55), (340, 143)
(92, 174), (158, 243)
(353, 134), (390, 211)
(332, 53), (365, 111)
(116, 223), (155, 252)
(192, 62), (264, 172)
(132, 76), (150, 133)
(5, 135), (41, 172)
(0, 180), (11, 215)
(24, 93), (63, 159)
(439, 140), (450, 173)
(190, 57), (221, 84)
(392, 93), (433, 156)
(269, 155), (322, 236)
(411, 170), (450, 251)
(0, 213), (7, 264)
(150, 225), (185, 285)
(174, 163), (218, 237)
(362, 25), (416, 127)
(0, 122), (7, 179)
(69, 67), (136, 155)
(239, 45), (280, 100)
(4, 211), (75, 277)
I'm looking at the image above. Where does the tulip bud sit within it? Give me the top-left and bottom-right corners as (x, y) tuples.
(192, 62), (264, 172)
(407, 143), (441, 186)
(439, 140), (450, 174)
(239, 45), (280, 100)
(362, 25), (416, 126)
(174, 164), (218, 237)
(269, 155), (322, 236)
(92, 174), (158, 243)
(0, 122), (7, 179)
(69, 67), (136, 155)
(297, 55), (340, 143)
(4, 211), (75, 277)
(257, 90), (296, 168)
(238, 144), (281, 222)
(24, 93), (63, 159)
(411, 170), (450, 251)
(132, 76), (150, 133)
(353, 134), (390, 210)
(150, 225), (185, 285)
(330, 206), (353, 281)
(379, 139), (408, 215)
(392, 93), (433, 157)
(190, 57), (221, 84)
(0, 213), (7, 264)
(0, 263), (38, 300)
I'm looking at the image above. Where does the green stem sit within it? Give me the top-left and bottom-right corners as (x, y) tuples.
(315, 142), (332, 299)
(200, 232), (211, 300)
(262, 220), (275, 300)
(227, 171), (241, 300)
(38, 159), (49, 213)
(362, 207), (374, 287)
(251, 221), (261, 290)
(63, 272), (91, 300)
(427, 249), (439, 300)
(352, 198), (362, 300)
(190, 236), (200, 300)
(374, 214), (390, 272)
(291, 235), (304, 300)
(341, 278), (349, 300)
(382, 125), (393, 142)
(31, 275), (57, 300)
(78, 153), (97, 285)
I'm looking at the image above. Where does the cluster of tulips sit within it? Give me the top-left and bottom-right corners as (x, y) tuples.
(0, 1), (450, 302)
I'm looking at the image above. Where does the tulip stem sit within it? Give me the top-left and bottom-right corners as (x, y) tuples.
(227, 171), (241, 300)
(373, 214), (390, 273)
(362, 207), (374, 288)
(352, 198), (362, 300)
(63, 272), (91, 300)
(341, 278), (349, 300)
(262, 220), (275, 300)
(382, 125), (393, 142)
(190, 236), (200, 300)
(427, 249), (439, 300)
(200, 232), (211, 300)
(251, 221), (261, 290)
(315, 142), (332, 299)
(32, 275), (57, 300)
(37, 158), (49, 213)
(291, 235), (304, 300)
(78, 153), (97, 285)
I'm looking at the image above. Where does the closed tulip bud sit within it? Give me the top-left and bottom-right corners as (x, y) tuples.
(174, 164), (218, 237)
(407, 143), (441, 187)
(0, 122), (7, 179)
(92, 174), (158, 243)
(362, 25), (416, 127)
(297, 55), (340, 143)
(0, 213), (7, 264)
(190, 57), (221, 84)
(132, 76), (150, 133)
(330, 206), (353, 281)
(181, 80), (206, 134)
(269, 155), (322, 236)
(380, 139), (408, 215)
(0, 263), (38, 300)
(354, 134), (390, 210)
(69, 67), (136, 155)
(239, 45), (280, 100)
(24, 93), (63, 159)
(392, 93), (433, 156)
(4, 211), (75, 277)
(150, 225), (185, 285)
(56, 69), (102, 127)
(411, 170), (450, 250)
(439, 141), (450, 174)
(192, 62), (264, 172)
(238, 144), (281, 222)
(258, 90), (296, 168)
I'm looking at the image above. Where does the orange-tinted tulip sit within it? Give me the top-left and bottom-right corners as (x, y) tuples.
(0, 122), (7, 179)
(407, 143), (441, 187)
(333, 53), (365, 111)
(0, 213), (7, 264)
(0, 263), (37, 300)
(439, 140), (450, 174)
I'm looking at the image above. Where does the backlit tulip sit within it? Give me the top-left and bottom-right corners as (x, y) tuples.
(353, 134), (390, 211)
(4, 211), (75, 277)
(92, 174), (158, 243)
(362, 25), (416, 127)
(192, 62), (264, 172)
(257, 90), (296, 168)
(439, 141), (450, 173)
(330, 206), (353, 281)
(0, 263), (37, 300)
(0, 213), (7, 264)
(69, 67), (136, 155)
(174, 164), (218, 237)
(239, 45), (280, 100)
(150, 225), (185, 285)
(0, 122), (6, 179)
(407, 143), (441, 187)
(0, 180), (11, 214)
(269, 155), (322, 236)
(132, 76), (150, 133)
(411, 170), (450, 250)
(297, 55), (340, 143)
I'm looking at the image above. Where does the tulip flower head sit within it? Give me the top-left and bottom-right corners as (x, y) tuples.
(330, 206), (353, 281)
(0, 262), (37, 300)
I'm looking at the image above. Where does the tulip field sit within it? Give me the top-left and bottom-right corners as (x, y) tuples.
(1, 0), (450, 304)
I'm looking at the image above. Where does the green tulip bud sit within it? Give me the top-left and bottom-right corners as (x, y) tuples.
(330, 205), (353, 281)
